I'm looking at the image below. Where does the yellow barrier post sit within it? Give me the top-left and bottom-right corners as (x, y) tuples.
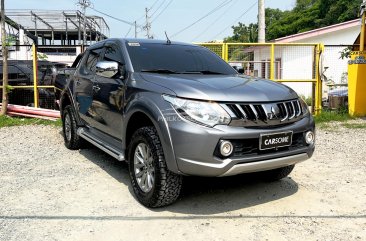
(32, 44), (39, 108)
(348, 8), (366, 117)
(314, 44), (322, 115)
(221, 43), (226, 60)
(270, 44), (275, 80)
(223, 43), (229, 62)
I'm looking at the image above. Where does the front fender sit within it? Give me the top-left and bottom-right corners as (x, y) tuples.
(123, 92), (180, 174)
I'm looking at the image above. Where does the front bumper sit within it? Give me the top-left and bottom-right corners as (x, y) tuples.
(183, 153), (310, 177)
(166, 113), (315, 177)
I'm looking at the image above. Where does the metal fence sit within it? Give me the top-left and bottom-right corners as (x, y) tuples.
(321, 45), (350, 111)
(2, 43), (330, 114)
(1, 44), (56, 109)
(198, 43), (323, 114)
(0, 44), (83, 110)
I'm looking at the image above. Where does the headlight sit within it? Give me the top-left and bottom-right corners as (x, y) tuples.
(163, 95), (231, 127)
(299, 98), (309, 115)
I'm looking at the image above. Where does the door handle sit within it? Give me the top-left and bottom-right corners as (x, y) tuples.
(93, 85), (101, 92)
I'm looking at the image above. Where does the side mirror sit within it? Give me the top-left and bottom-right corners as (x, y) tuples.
(96, 61), (119, 78)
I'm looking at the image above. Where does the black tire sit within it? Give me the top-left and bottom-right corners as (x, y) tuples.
(62, 105), (84, 150)
(260, 165), (295, 182)
(128, 126), (183, 208)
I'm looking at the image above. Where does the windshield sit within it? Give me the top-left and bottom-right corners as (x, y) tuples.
(126, 42), (237, 75)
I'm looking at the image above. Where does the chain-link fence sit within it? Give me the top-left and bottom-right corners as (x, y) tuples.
(0, 44), (82, 110)
(199, 43), (322, 114)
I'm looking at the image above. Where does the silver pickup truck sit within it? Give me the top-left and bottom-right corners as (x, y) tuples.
(60, 38), (315, 207)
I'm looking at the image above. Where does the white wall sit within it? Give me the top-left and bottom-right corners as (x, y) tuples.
(0, 23), (35, 61)
(253, 25), (360, 97)
(290, 26), (359, 85)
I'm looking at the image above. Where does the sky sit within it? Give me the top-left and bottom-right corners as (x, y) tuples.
(6, 0), (296, 42)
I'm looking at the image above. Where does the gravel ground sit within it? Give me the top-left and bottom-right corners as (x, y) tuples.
(0, 120), (365, 241)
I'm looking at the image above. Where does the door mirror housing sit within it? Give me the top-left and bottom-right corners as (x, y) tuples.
(96, 61), (119, 78)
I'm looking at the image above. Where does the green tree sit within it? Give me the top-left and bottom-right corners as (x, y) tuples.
(223, 0), (363, 42)
(224, 23), (258, 43)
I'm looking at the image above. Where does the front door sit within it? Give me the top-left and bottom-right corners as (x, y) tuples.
(91, 42), (126, 140)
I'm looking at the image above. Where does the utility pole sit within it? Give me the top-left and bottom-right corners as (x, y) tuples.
(144, 7), (152, 39)
(0, 0), (8, 116)
(134, 21), (137, 38)
(258, 0), (265, 43)
(78, 0), (91, 46)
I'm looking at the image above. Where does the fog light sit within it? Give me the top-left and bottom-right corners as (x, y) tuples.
(305, 131), (315, 145)
(220, 140), (233, 157)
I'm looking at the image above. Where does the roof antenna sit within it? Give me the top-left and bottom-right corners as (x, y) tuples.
(165, 31), (171, 45)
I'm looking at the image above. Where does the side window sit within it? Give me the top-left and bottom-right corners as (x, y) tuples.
(85, 48), (103, 73)
(103, 44), (123, 63)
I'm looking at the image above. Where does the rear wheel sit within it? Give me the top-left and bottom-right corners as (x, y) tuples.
(62, 105), (84, 150)
(260, 165), (295, 182)
(128, 126), (182, 207)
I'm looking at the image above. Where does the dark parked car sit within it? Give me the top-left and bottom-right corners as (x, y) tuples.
(60, 38), (315, 207)
(322, 87), (348, 109)
(0, 60), (67, 108)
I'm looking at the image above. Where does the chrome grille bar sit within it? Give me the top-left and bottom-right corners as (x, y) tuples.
(281, 103), (289, 122)
(288, 101), (296, 120)
(235, 104), (248, 119)
(249, 104), (259, 121)
(296, 100), (302, 117)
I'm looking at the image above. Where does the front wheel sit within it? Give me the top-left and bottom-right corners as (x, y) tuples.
(128, 126), (182, 208)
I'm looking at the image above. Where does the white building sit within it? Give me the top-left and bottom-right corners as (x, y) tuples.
(253, 19), (361, 97)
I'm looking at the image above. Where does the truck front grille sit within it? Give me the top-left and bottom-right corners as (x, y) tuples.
(221, 99), (304, 127)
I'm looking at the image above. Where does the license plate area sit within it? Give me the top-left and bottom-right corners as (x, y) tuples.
(259, 131), (293, 150)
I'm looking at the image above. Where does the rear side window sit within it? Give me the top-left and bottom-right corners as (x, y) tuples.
(85, 48), (103, 73)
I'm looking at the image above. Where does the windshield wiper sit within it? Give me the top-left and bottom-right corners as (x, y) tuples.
(178, 70), (226, 75)
(141, 69), (177, 74)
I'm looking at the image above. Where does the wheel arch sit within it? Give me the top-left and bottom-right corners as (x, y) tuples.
(123, 99), (180, 174)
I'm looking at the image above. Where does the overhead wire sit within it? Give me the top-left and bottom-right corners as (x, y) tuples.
(151, 0), (174, 23)
(210, 1), (257, 40)
(151, 0), (167, 17)
(192, 0), (239, 41)
(135, 0), (161, 23)
(89, 6), (142, 27)
(149, 0), (160, 10)
(125, 25), (133, 37)
(171, 0), (233, 38)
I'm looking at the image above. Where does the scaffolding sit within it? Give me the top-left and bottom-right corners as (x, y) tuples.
(6, 10), (110, 45)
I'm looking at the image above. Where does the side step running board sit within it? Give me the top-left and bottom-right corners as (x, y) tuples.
(77, 128), (125, 161)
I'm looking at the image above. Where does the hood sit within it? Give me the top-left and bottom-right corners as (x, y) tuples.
(139, 73), (298, 102)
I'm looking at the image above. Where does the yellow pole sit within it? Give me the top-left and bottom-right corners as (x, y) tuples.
(223, 43), (229, 62)
(221, 43), (225, 60)
(32, 44), (39, 108)
(360, 11), (365, 51)
(314, 44), (322, 115)
(270, 44), (275, 80)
